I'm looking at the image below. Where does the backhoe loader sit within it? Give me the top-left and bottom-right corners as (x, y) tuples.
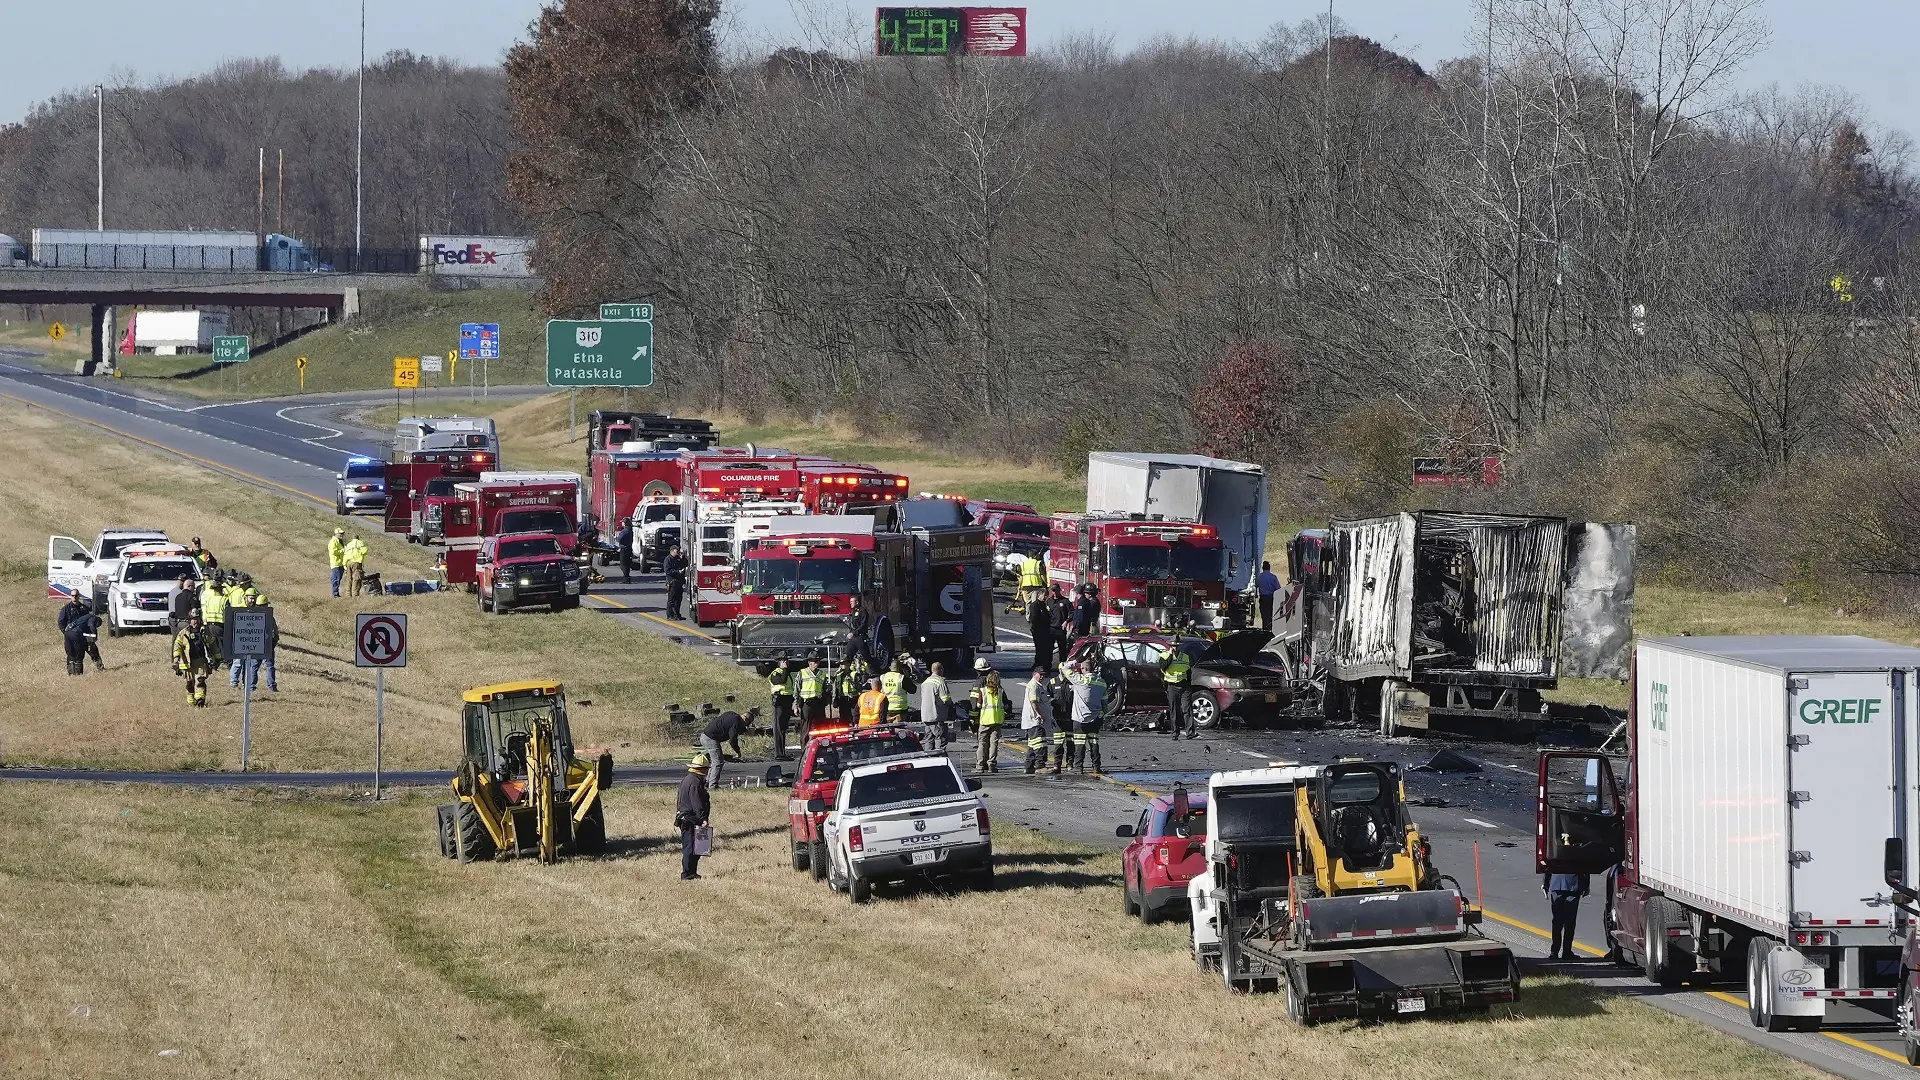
(436, 680), (612, 864)
(1194, 760), (1518, 1022)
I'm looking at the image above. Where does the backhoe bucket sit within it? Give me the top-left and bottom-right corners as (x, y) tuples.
(1296, 889), (1464, 948)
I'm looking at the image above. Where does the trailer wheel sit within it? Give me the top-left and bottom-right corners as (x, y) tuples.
(1285, 974), (1316, 1025)
(1643, 896), (1685, 987)
(1220, 939), (1251, 994)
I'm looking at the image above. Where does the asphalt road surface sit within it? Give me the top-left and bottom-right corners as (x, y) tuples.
(4, 354), (1909, 1079)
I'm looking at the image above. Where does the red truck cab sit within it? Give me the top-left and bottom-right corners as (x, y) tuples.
(785, 725), (924, 878)
(1049, 513), (1228, 631)
(442, 478), (581, 586)
(384, 448), (494, 541)
(475, 532), (586, 613)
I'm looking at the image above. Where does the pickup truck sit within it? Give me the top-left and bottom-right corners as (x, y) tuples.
(476, 532), (585, 614)
(48, 528), (170, 608)
(818, 755), (993, 903)
(105, 546), (201, 635)
(785, 725), (924, 880)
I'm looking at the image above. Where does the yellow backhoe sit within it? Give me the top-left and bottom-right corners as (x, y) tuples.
(436, 680), (612, 864)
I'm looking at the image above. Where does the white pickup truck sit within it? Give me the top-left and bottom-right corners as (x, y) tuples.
(105, 546), (202, 635)
(818, 756), (994, 903)
(47, 528), (171, 608)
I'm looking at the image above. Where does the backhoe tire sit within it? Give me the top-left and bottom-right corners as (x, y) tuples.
(809, 839), (828, 882)
(849, 870), (872, 904)
(1290, 874), (1321, 904)
(792, 838), (811, 872)
(455, 802), (495, 864)
(435, 804), (456, 858)
(573, 801), (607, 856)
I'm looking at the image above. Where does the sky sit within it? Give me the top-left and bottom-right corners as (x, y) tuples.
(4, 1), (1915, 139)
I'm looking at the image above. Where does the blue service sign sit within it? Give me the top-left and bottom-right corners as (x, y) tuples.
(459, 322), (501, 360)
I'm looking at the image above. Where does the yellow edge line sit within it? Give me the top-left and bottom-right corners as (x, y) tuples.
(585, 594), (722, 643)
(0, 390), (332, 508)
(1086, 767), (1910, 1062)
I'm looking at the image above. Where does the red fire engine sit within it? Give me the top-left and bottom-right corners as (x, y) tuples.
(679, 457), (806, 626)
(441, 478), (581, 586)
(588, 450), (684, 526)
(796, 464), (910, 514)
(383, 447), (495, 542)
(1048, 513), (1229, 631)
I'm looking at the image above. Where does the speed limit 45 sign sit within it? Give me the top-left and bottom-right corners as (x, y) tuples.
(355, 613), (408, 668)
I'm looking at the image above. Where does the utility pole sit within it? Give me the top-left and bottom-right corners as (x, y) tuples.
(256, 147), (266, 264)
(355, 0), (365, 269)
(277, 149), (284, 233)
(94, 84), (103, 230)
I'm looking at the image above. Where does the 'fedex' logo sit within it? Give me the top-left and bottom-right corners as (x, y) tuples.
(432, 243), (500, 265)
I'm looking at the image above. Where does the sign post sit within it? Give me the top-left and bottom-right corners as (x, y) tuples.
(226, 608), (275, 772)
(355, 613), (409, 799)
(296, 355), (308, 391)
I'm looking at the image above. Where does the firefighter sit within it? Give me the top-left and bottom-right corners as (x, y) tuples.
(1068, 660), (1107, 773)
(1021, 667), (1055, 774)
(970, 669), (1008, 774)
(856, 676), (889, 728)
(795, 656), (827, 741)
(880, 658), (911, 725)
(615, 517), (636, 584)
(920, 661), (953, 752)
(1026, 590), (1053, 669)
(1051, 585), (1074, 668)
(199, 572), (230, 636)
(328, 527), (347, 597)
(342, 535), (370, 598)
(57, 594), (103, 674)
(835, 654), (865, 720)
(662, 544), (688, 619)
(1016, 552), (1048, 614)
(171, 613), (221, 707)
(1163, 644), (1195, 739)
(768, 659), (795, 760)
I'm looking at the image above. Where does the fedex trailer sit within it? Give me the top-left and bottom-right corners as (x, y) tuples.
(1539, 635), (1920, 1037)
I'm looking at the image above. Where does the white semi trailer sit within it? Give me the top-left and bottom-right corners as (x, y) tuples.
(1540, 635), (1920, 1038)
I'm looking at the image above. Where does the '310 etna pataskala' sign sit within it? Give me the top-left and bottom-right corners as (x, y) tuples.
(545, 319), (654, 388)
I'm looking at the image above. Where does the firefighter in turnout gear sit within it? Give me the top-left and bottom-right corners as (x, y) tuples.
(835, 654), (868, 721)
(1022, 667), (1061, 774)
(1067, 661), (1107, 773)
(171, 613), (221, 707)
(199, 573), (230, 634)
(768, 660), (795, 760)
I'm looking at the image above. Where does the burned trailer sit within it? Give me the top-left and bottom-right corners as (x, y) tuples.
(1298, 512), (1634, 739)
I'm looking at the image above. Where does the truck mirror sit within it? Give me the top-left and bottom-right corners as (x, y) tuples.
(763, 765), (787, 788)
(1115, 823), (1135, 838)
(1887, 837), (1906, 886)
(965, 777), (984, 792)
(806, 797), (826, 814)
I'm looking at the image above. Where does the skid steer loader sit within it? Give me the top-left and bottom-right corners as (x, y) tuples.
(437, 680), (613, 864)
(1198, 759), (1518, 1022)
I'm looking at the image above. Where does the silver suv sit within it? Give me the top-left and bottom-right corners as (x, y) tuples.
(336, 456), (388, 515)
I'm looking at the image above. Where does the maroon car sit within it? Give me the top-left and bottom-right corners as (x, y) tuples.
(1064, 629), (1299, 730)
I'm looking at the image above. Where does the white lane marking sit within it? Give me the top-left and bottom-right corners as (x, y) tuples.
(1239, 750), (1269, 759)
(0, 362), (186, 410)
(275, 403), (349, 447)
(190, 397), (280, 411)
(1463, 818), (1501, 829)
(998, 626), (1031, 640)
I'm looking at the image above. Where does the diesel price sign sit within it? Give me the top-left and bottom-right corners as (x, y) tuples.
(545, 319), (654, 388)
(874, 7), (1026, 56)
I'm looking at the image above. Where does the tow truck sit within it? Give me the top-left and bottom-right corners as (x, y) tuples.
(1049, 513), (1231, 631)
(731, 515), (996, 670)
(1188, 762), (1517, 1021)
(784, 724), (924, 879)
(441, 477), (581, 587)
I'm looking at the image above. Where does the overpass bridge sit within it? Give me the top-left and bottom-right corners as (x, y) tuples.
(0, 267), (537, 374)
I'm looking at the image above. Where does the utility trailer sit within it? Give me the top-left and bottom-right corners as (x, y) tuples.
(1298, 512), (1635, 739)
(1541, 636), (1920, 1036)
(1189, 766), (1519, 1023)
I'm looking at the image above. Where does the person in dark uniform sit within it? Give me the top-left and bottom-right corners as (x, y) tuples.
(699, 709), (748, 790)
(662, 544), (689, 619)
(615, 517), (635, 584)
(1026, 592), (1053, 664)
(1072, 584), (1098, 639)
(675, 753), (713, 880)
(767, 660), (795, 760)
(1542, 870), (1590, 960)
(1051, 585), (1074, 668)
(846, 596), (871, 663)
(57, 595), (103, 674)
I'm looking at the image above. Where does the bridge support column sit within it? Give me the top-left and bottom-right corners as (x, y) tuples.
(100, 305), (116, 375)
(77, 305), (105, 375)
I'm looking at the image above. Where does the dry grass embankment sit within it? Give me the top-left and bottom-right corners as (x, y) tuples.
(0, 403), (763, 771)
(0, 782), (1819, 1080)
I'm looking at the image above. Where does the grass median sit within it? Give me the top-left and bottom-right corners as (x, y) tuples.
(0, 402), (764, 772)
(0, 781), (1819, 1080)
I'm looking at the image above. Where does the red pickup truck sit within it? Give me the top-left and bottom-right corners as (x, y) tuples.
(785, 725), (924, 880)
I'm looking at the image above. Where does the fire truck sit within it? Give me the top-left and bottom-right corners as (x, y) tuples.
(796, 464), (910, 515)
(583, 411), (716, 467)
(731, 515), (996, 670)
(588, 449), (686, 568)
(384, 447), (496, 542)
(679, 457), (807, 627)
(1048, 513), (1230, 631)
(441, 478), (581, 587)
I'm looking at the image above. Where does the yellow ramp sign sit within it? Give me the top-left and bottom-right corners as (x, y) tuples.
(393, 357), (420, 389)
(48, 322), (66, 341)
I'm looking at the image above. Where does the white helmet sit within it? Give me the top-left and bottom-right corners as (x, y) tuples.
(973, 657), (992, 673)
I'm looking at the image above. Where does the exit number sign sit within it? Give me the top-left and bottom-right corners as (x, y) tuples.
(874, 7), (1026, 57)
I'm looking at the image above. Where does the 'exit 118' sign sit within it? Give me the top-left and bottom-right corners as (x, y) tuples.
(875, 8), (1027, 57)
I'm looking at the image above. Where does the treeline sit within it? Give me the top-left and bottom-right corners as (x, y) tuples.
(0, 53), (518, 256)
(510, 0), (1920, 604)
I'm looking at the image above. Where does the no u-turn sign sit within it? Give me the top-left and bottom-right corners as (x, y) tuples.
(356, 613), (408, 668)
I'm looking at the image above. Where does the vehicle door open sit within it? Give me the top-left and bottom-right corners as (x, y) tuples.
(1535, 751), (1624, 874)
(47, 535), (91, 600)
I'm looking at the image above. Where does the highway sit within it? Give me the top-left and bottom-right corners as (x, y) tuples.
(2, 352), (1910, 1079)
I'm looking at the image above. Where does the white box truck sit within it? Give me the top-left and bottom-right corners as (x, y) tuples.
(1538, 635), (1920, 1036)
(1084, 452), (1267, 593)
(131, 311), (230, 354)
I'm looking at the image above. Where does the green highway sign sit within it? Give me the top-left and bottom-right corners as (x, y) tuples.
(600, 302), (654, 321)
(212, 335), (250, 364)
(546, 320), (653, 387)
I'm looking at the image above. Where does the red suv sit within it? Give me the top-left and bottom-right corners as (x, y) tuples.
(1116, 789), (1208, 923)
(785, 726), (924, 880)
